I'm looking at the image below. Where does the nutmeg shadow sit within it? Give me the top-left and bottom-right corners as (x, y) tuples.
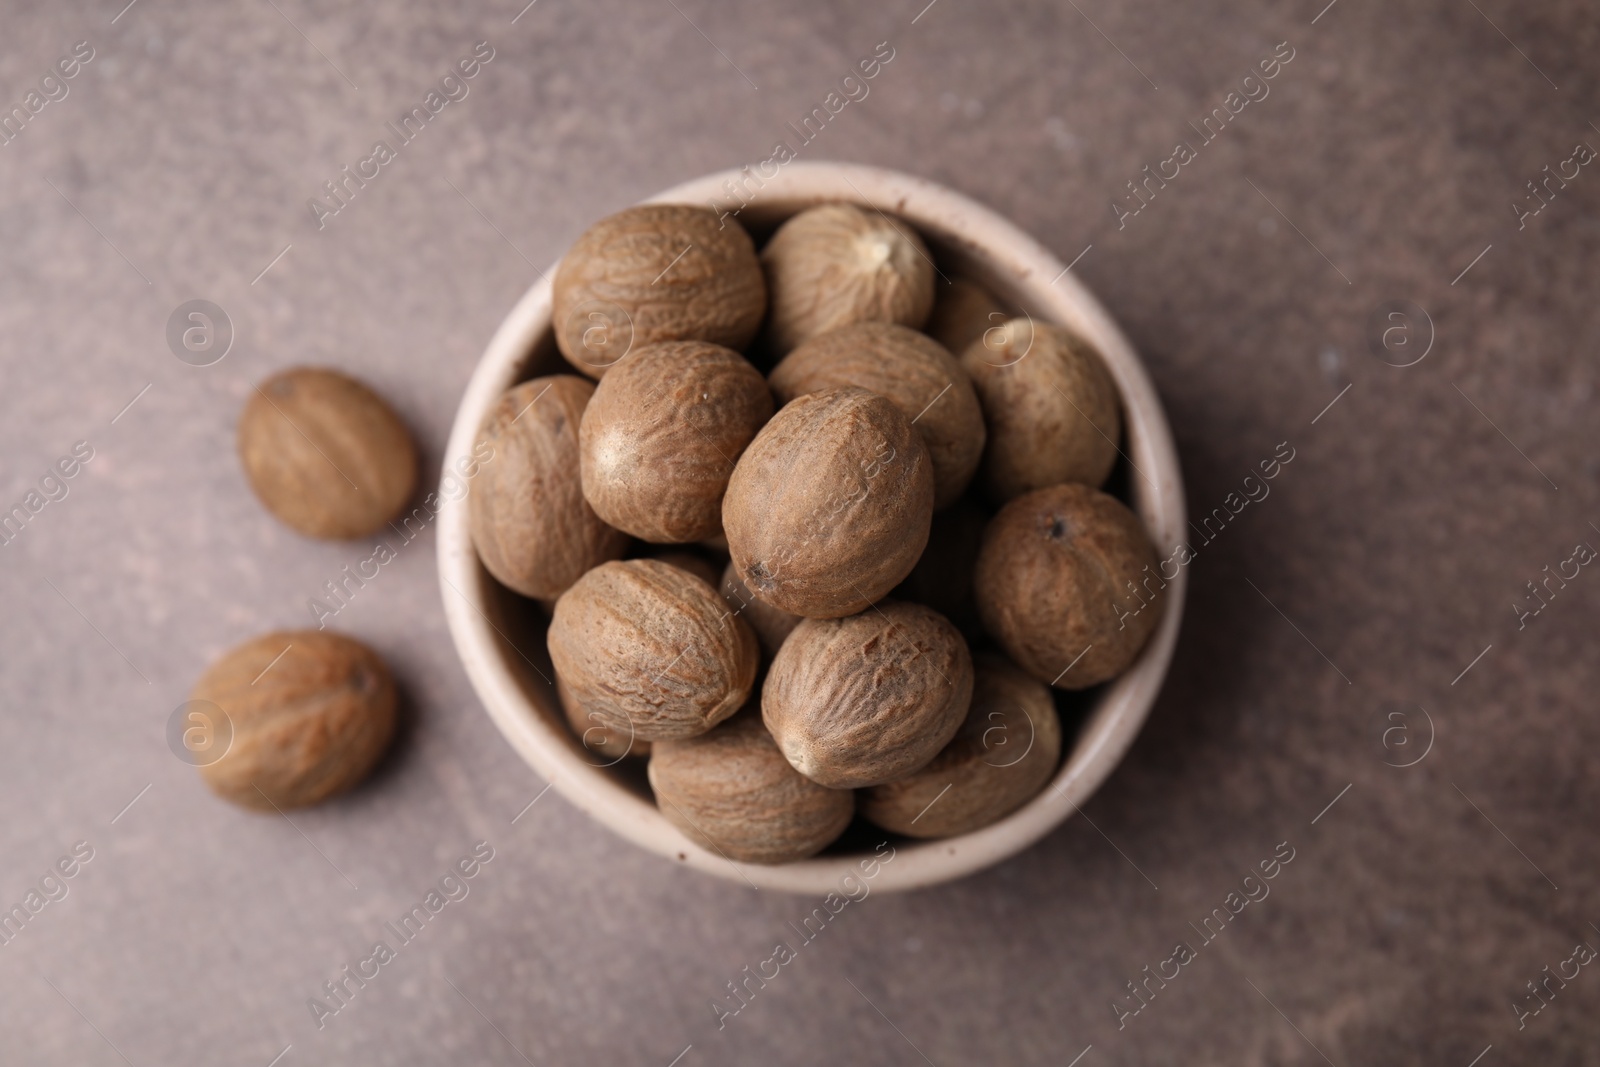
(1107, 382), (1280, 774)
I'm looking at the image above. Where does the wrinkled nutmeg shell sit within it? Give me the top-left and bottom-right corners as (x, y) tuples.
(974, 484), (1163, 689)
(960, 319), (1121, 502)
(769, 322), (985, 510)
(237, 367), (417, 540)
(762, 601), (974, 789)
(193, 630), (397, 810)
(723, 387), (934, 619)
(925, 277), (1006, 357)
(548, 559), (758, 741)
(649, 710), (854, 864)
(580, 341), (772, 542)
(552, 204), (766, 377)
(719, 559), (801, 657)
(760, 203), (935, 355)
(470, 376), (631, 600)
(861, 653), (1061, 837)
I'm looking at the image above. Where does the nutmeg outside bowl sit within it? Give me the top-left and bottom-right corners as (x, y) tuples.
(438, 163), (1186, 894)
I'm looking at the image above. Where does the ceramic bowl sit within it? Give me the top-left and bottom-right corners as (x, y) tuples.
(437, 162), (1186, 893)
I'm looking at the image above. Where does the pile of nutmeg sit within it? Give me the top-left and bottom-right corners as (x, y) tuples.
(469, 201), (1166, 865)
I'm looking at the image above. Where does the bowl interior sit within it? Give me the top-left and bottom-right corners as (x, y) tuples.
(438, 163), (1186, 894)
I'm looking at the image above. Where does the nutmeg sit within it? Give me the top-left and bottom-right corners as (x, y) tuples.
(580, 341), (772, 542)
(719, 559), (801, 657)
(191, 630), (396, 810)
(552, 204), (765, 377)
(548, 559), (758, 741)
(760, 203), (935, 354)
(470, 376), (630, 600)
(925, 277), (1006, 356)
(723, 387), (934, 619)
(861, 653), (1061, 837)
(649, 710), (854, 864)
(237, 367), (417, 540)
(761, 601), (973, 789)
(974, 484), (1163, 689)
(960, 319), (1121, 502)
(768, 322), (985, 509)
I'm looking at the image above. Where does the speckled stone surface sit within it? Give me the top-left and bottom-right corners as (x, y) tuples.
(1, 1), (1597, 1063)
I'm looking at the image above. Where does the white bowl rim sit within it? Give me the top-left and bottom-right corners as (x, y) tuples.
(437, 162), (1187, 894)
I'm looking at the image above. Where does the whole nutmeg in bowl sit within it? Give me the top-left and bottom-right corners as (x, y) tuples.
(861, 653), (1062, 838)
(768, 322), (984, 510)
(190, 630), (397, 810)
(579, 341), (772, 542)
(723, 386), (934, 619)
(238, 367), (417, 540)
(975, 483), (1164, 689)
(760, 202), (935, 354)
(470, 375), (631, 600)
(552, 204), (766, 377)
(960, 318), (1122, 502)
(648, 710), (854, 865)
(761, 600), (973, 789)
(547, 559), (758, 741)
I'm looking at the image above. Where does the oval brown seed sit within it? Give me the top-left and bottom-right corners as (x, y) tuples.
(974, 483), (1164, 689)
(548, 559), (758, 741)
(649, 710), (854, 865)
(723, 387), (934, 619)
(580, 341), (772, 543)
(237, 367), (417, 540)
(552, 204), (765, 377)
(761, 601), (973, 789)
(960, 319), (1121, 502)
(760, 203), (935, 354)
(192, 630), (397, 810)
(471, 375), (631, 600)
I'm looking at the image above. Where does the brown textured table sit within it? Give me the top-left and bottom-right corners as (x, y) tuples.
(1, 1), (1596, 1063)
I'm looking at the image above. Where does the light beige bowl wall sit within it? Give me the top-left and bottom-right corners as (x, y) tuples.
(438, 163), (1187, 893)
